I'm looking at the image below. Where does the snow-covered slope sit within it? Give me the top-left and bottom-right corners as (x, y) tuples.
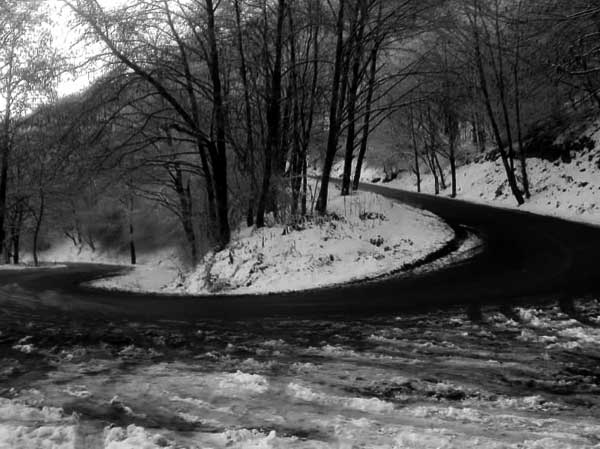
(338, 114), (600, 226)
(91, 186), (455, 295)
(389, 147), (600, 226)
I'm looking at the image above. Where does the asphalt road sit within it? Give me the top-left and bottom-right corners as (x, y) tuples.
(1, 184), (599, 322)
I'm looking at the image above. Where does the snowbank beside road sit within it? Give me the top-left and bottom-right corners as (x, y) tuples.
(387, 145), (600, 226)
(0, 263), (66, 270)
(91, 186), (454, 295)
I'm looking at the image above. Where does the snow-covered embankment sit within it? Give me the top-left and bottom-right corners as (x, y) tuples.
(90, 186), (455, 295)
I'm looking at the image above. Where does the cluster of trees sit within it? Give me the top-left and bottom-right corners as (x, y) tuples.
(61, 0), (426, 263)
(0, 0), (65, 264)
(1, 0), (600, 266)
(394, 0), (600, 203)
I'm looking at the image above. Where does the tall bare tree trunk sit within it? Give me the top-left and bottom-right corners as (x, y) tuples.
(0, 136), (9, 256)
(316, 0), (346, 215)
(352, 41), (379, 190)
(288, 7), (303, 217)
(441, 39), (458, 198)
(32, 190), (44, 267)
(128, 196), (136, 265)
(205, 0), (231, 247)
(11, 200), (23, 265)
(471, 3), (524, 205)
(491, 0), (517, 174)
(341, 0), (368, 196)
(301, 157), (308, 215)
(256, 0), (285, 227)
(427, 107), (446, 190)
(430, 151), (440, 195)
(513, 0), (530, 198)
(449, 125), (458, 198)
(234, 0), (258, 225)
(434, 151), (446, 190)
(409, 106), (421, 192)
(300, 0), (321, 215)
(0, 87), (12, 256)
(174, 166), (198, 266)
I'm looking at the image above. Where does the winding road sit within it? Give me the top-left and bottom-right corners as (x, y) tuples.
(1, 183), (599, 322)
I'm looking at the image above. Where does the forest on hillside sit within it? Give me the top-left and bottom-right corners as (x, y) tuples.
(1, 0), (599, 266)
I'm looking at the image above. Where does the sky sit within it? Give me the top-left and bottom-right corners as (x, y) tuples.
(50, 0), (131, 97)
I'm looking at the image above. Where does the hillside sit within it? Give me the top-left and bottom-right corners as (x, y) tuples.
(90, 186), (455, 294)
(344, 116), (600, 226)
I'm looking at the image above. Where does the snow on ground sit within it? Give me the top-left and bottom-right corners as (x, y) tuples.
(90, 185), (454, 295)
(0, 263), (66, 270)
(514, 305), (600, 350)
(89, 260), (184, 293)
(0, 397), (77, 449)
(390, 151), (600, 226)
(0, 395), (173, 449)
(3, 299), (600, 448)
(384, 139), (600, 226)
(104, 425), (174, 449)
